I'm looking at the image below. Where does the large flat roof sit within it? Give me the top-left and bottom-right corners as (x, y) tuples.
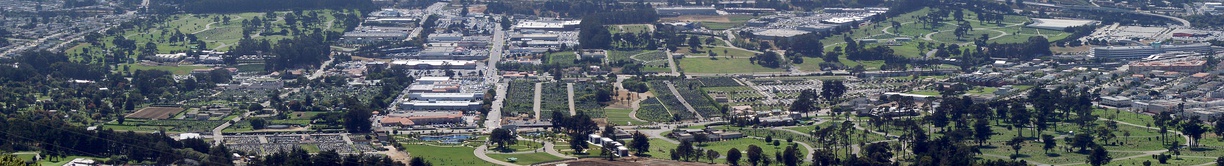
(1026, 18), (1098, 30)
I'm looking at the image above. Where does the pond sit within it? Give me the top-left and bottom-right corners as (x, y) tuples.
(419, 134), (473, 143)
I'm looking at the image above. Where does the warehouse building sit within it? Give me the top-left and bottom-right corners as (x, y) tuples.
(655, 6), (719, 16)
(1092, 42), (1213, 60)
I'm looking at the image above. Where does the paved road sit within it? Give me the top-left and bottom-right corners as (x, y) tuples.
(484, 83), (506, 133)
(663, 81), (703, 120)
(664, 52), (679, 75)
(533, 82), (542, 120)
(567, 83), (576, 115)
(482, 23), (507, 132)
(475, 145), (519, 166)
(308, 56), (336, 80)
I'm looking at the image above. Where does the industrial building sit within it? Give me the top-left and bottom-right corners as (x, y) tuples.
(513, 20), (581, 31)
(404, 47), (488, 60)
(753, 29), (810, 41)
(341, 31), (409, 44)
(655, 6), (719, 16)
(407, 93), (484, 101)
(379, 112), (465, 127)
(397, 100), (482, 111)
(1092, 42), (1213, 60)
(1025, 18), (1099, 30)
(389, 60), (478, 69)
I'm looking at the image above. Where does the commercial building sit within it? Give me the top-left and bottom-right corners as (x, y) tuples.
(510, 34), (560, 41)
(342, 31), (409, 44)
(397, 100), (482, 111)
(797, 24), (841, 33)
(407, 93), (484, 101)
(379, 112), (465, 127)
(577, 49), (607, 60)
(1025, 18), (1098, 30)
(1127, 60), (1206, 73)
(389, 60), (477, 69)
(722, 7), (776, 14)
(655, 6), (719, 16)
(513, 20), (581, 31)
(428, 33), (464, 42)
(753, 29), (811, 41)
(151, 53), (186, 62)
(407, 47), (488, 60)
(1092, 43), (1213, 60)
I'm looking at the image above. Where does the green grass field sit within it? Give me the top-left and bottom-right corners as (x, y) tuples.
(814, 7), (1073, 71)
(66, 10), (351, 66)
(677, 58), (783, 74)
(400, 144), (484, 166)
(486, 152), (566, 165)
(604, 108), (646, 126)
(700, 15), (756, 30)
(547, 51), (578, 66)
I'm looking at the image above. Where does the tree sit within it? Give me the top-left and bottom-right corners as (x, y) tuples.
(1087, 145), (1112, 166)
(631, 132), (651, 155)
(1042, 135), (1057, 154)
(820, 80), (847, 101)
(409, 157), (432, 166)
(676, 141), (696, 161)
(342, 96), (373, 133)
(706, 149), (720, 164)
(727, 148), (743, 166)
(1181, 116), (1208, 147)
(0, 154), (24, 166)
(973, 119), (993, 146)
(1007, 137), (1026, 158)
(490, 128), (517, 150)
(688, 36), (703, 52)
(1213, 116), (1224, 140)
(751, 51), (782, 68)
(205, 144), (234, 166)
(250, 118), (268, 129)
(782, 144), (802, 166)
(747, 145), (764, 166)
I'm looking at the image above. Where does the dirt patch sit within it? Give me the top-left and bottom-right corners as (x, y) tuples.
(126, 107), (186, 119)
(660, 15), (731, 23)
(468, 5), (487, 13)
(539, 157), (719, 166)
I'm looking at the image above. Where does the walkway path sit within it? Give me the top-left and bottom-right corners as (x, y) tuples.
(626, 93), (650, 123)
(474, 145), (519, 166)
(567, 83), (576, 115)
(663, 81), (703, 120)
(533, 82), (542, 120)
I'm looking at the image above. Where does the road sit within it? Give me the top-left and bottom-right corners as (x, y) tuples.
(484, 83), (506, 133)
(308, 56), (336, 80)
(533, 82), (542, 120)
(663, 81), (703, 120)
(567, 83), (576, 115)
(664, 52), (679, 75)
(482, 21), (507, 133)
